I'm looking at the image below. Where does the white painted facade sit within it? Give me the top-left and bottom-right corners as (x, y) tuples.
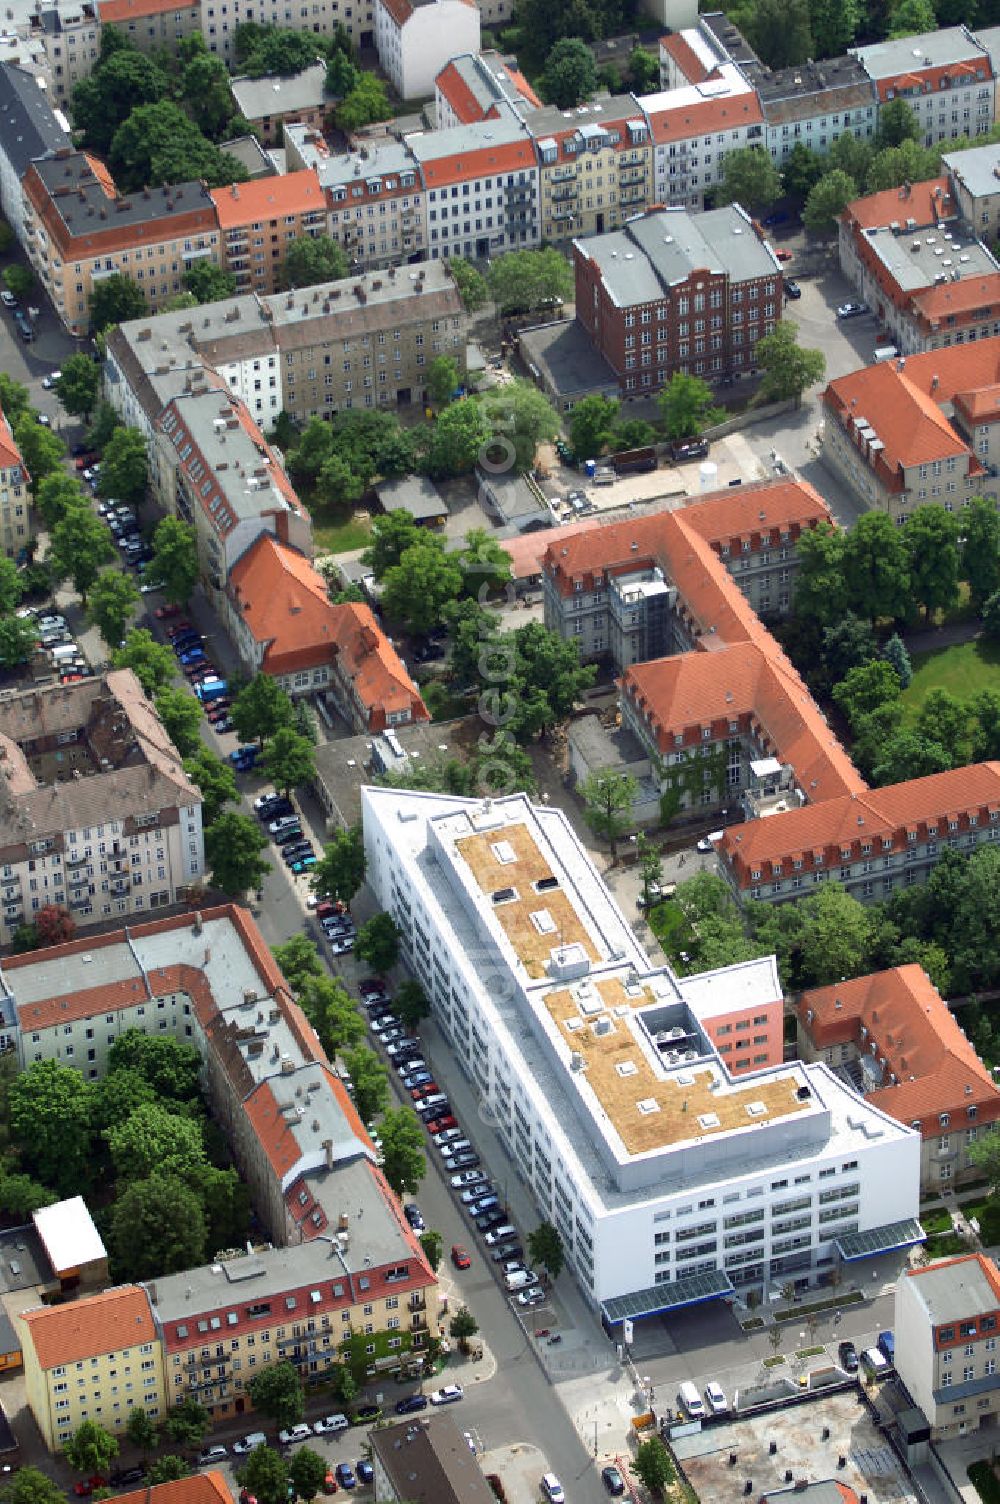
(362, 787), (921, 1315)
(374, 0), (480, 101)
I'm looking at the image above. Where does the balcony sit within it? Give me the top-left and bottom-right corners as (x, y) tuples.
(65, 853), (87, 869)
(109, 878), (130, 896)
(69, 893), (91, 911)
(551, 167), (577, 183)
(619, 168), (645, 186)
(408, 1294), (426, 1311)
(68, 869), (89, 889)
(552, 186), (577, 202)
(620, 188), (646, 205)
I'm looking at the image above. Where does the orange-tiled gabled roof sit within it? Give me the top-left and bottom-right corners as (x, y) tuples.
(720, 761), (1000, 887)
(623, 640), (865, 803)
(416, 136), (537, 189)
(873, 59), (983, 102)
(335, 603), (429, 732)
(842, 176), (954, 232)
(228, 534), (338, 676)
(83, 153), (116, 200)
(798, 965), (1000, 1136)
(435, 60), (482, 123)
(823, 362), (974, 482)
(98, 0), (195, 19)
(210, 170), (323, 230)
(508, 68), (541, 110)
(645, 90), (762, 144)
(659, 32), (716, 84)
(910, 273), (1000, 328)
(20, 1285), (155, 1369)
(677, 476), (831, 549)
(0, 408), (26, 479)
(118, 1475), (232, 1504)
(379, 0), (413, 22)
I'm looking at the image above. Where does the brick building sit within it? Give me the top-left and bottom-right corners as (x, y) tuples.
(574, 205), (781, 394)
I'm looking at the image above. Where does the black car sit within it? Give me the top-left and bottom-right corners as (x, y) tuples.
(403, 1203), (425, 1231)
(602, 1465), (626, 1496)
(669, 437), (709, 462)
(257, 798), (294, 821)
(351, 1405), (382, 1426)
(417, 1099), (450, 1120)
(784, 279), (802, 299)
(283, 843), (315, 865)
(838, 1340), (859, 1373)
(394, 1394), (429, 1415)
(110, 1469), (147, 1487)
(274, 826), (305, 848)
(491, 1242), (523, 1262)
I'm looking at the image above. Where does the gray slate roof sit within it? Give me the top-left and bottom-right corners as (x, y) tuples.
(575, 206), (776, 307)
(0, 62), (70, 178)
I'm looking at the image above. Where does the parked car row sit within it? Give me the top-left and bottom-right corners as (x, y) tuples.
(166, 620), (233, 734)
(254, 789), (317, 877)
(96, 498), (153, 574)
(16, 607), (94, 683)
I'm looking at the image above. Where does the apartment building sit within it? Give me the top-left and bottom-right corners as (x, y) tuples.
(434, 49), (539, 128)
(364, 785), (921, 1318)
(229, 60), (327, 146)
(852, 26), (995, 149)
(200, 0), (375, 65)
(798, 965), (1000, 1193)
(822, 339), (1000, 520)
(943, 142), (1000, 242)
(96, 0), (201, 52)
(718, 761), (1000, 904)
(895, 1255), (1000, 1438)
(156, 385), (312, 592)
(374, 0), (479, 100)
(0, 670), (203, 944)
(574, 205), (781, 394)
(0, 62), (71, 247)
(210, 171), (326, 294)
(371, 1416), (495, 1504)
(225, 531), (428, 728)
(306, 139), (427, 271)
(659, 27), (721, 90)
(642, 70), (764, 212)
(22, 150), (221, 335)
(34, 0), (98, 103)
(0, 405), (30, 560)
(19, 1286), (165, 1450)
(526, 96), (652, 243)
(407, 113), (539, 261)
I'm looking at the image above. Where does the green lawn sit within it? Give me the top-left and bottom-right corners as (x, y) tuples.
(901, 638), (1000, 720)
(312, 512), (373, 554)
(920, 1207), (954, 1235)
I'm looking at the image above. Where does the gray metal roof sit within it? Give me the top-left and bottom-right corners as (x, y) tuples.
(376, 474), (447, 521)
(230, 60), (328, 121)
(853, 25), (990, 80)
(405, 108), (530, 160)
(863, 219), (998, 294)
(33, 152), (215, 237)
(943, 142), (1000, 199)
(575, 206), (776, 308)
(0, 62), (70, 178)
(314, 138), (418, 191)
(371, 1417), (496, 1504)
(907, 1254), (1000, 1326)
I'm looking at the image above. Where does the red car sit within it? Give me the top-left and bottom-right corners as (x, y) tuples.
(155, 603), (182, 620)
(425, 1114), (457, 1135)
(74, 1478), (107, 1497)
(410, 1083), (438, 1101)
(774, 247), (793, 262)
(451, 1245), (471, 1270)
(167, 620), (194, 639)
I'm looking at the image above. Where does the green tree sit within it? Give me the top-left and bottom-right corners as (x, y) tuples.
(183, 747), (238, 826)
(162, 1397), (210, 1452)
(541, 36), (597, 106)
(354, 912), (399, 973)
(343, 1045), (389, 1125)
(506, 620), (596, 743)
(88, 399), (122, 453)
(107, 1101), (205, 1182)
(629, 46), (660, 91)
(382, 538), (464, 634)
(961, 496), (1000, 608)
(15, 420), (67, 492)
(756, 320), (825, 405)
(109, 100), (247, 192)
(313, 452), (365, 511)
(614, 416), (657, 450)
(715, 146), (782, 213)
(792, 884), (875, 988)
(0, 1474), (66, 1504)
(427, 355), (460, 407)
(449, 256), (489, 310)
(658, 371), (716, 441)
(311, 824), (365, 903)
(527, 1220), (564, 1280)
(112, 628), (177, 695)
(842, 510), (911, 622)
(238, 1445), (289, 1504)
(820, 614), (877, 686)
(108, 1031), (201, 1101)
(637, 833), (663, 909)
(829, 130), (874, 189)
(832, 659), (902, 727)
(54, 353), (101, 423)
(569, 394), (619, 459)
(283, 234), (349, 289)
(888, 0), (936, 38)
(741, 0), (813, 68)
(205, 811), (271, 896)
(87, 569), (139, 647)
(379, 1106), (426, 1196)
(183, 260), (237, 303)
(480, 380), (560, 472)
(875, 97), (921, 150)
(865, 137), (941, 193)
(335, 72), (391, 131)
(904, 504), (961, 618)
(449, 1306), (480, 1354)
(72, 45), (169, 153)
(424, 400), (492, 479)
(580, 769), (636, 860)
(326, 47), (359, 96)
(272, 933), (324, 994)
(460, 528), (513, 596)
(970, 1128), (1000, 1190)
(632, 1438), (675, 1497)
(915, 687), (972, 765)
(124, 1406), (158, 1459)
(63, 1422), (119, 1478)
(419, 1229), (443, 1270)
(808, 0), (861, 59)
(871, 729), (952, 785)
(288, 1450), (327, 1503)
(972, 688), (1000, 760)
(247, 1360), (304, 1432)
(98, 425), (148, 506)
(180, 49), (237, 139)
(395, 979), (430, 1028)
(984, 589), (1000, 640)
(0, 1171), (56, 1217)
(89, 273), (148, 332)
(781, 143), (826, 202)
(486, 248), (573, 315)
(0, 372), (29, 427)
(0, 617), (40, 669)
(90, 1068), (155, 1134)
(262, 726), (315, 796)
(882, 632), (913, 689)
(235, 21), (326, 73)
(233, 674), (294, 746)
(299, 973), (365, 1055)
(803, 169), (858, 233)
(146, 1458), (190, 1486)
(8, 1059), (93, 1195)
(154, 684), (203, 756)
(148, 516), (199, 604)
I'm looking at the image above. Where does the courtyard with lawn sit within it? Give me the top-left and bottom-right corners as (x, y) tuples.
(901, 637), (1000, 720)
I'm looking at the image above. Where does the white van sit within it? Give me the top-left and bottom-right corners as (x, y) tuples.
(51, 643), (81, 664)
(873, 344), (899, 364)
(862, 1346), (889, 1378)
(505, 1269), (537, 1291)
(485, 1225), (516, 1246)
(678, 1381), (705, 1418)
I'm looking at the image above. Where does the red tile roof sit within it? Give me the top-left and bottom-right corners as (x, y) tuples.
(842, 176), (955, 232)
(823, 361), (977, 487)
(435, 60), (483, 123)
(872, 58), (984, 102)
(911, 272), (1000, 329)
(799, 965), (1000, 1135)
(98, 0), (194, 19)
(0, 408), (26, 479)
(228, 533), (340, 676)
(210, 171), (323, 230)
(645, 89), (762, 144)
(720, 761), (1000, 887)
(416, 136), (537, 189)
(20, 1286), (155, 1369)
(118, 1478), (231, 1504)
(334, 601), (429, 732)
(660, 32), (716, 84)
